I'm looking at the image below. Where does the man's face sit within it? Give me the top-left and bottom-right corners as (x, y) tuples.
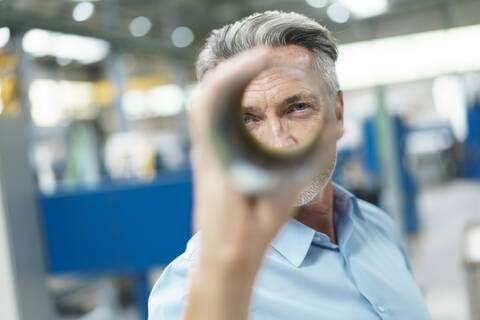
(241, 45), (330, 149)
(241, 45), (344, 205)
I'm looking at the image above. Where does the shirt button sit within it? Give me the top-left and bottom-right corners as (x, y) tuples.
(377, 305), (385, 313)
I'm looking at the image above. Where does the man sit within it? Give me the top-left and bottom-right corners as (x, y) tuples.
(149, 11), (431, 320)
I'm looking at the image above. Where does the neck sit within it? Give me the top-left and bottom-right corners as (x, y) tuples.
(294, 180), (337, 244)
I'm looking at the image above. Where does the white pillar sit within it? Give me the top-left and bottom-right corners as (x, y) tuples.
(0, 177), (20, 320)
(0, 116), (54, 320)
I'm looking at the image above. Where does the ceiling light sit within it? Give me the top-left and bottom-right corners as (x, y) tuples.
(339, 0), (387, 18)
(23, 29), (110, 64)
(129, 17), (152, 37)
(0, 27), (10, 48)
(336, 24), (480, 90)
(171, 26), (194, 48)
(305, 0), (328, 8)
(327, 3), (350, 23)
(22, 29), (50, 56)
(72, 2), (95, 22)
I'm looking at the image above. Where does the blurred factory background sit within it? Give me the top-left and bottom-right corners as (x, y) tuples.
(1, 0), (480, 319)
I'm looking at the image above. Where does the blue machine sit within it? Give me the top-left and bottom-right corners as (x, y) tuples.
(391, 116), (420, 234)
(463, 102), (480, 178)
(334, 115), (420, 235)
(39, 169), (194, 319)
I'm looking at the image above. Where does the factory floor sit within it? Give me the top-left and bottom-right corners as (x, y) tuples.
(408, 179), (480, 320)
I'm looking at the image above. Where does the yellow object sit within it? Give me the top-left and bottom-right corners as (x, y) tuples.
(0, 74), (20, 117)
(0, 51), (20, 117)
(128, 75), (168, 91)
(0, 56), (18, 71)
(94, 80), (115, 106)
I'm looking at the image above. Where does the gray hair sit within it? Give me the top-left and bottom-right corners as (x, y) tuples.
(195, 11), (340, 101)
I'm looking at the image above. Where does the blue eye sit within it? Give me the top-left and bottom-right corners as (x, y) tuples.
(289, 103), (309, 113)
(244, 114), (253, 124)
(295, 103), (307, 110)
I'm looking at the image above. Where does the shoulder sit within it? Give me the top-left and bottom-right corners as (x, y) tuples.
(148, 232), (201, 320)
(355, 198), (412, 271)
(356, 199), (401, 241)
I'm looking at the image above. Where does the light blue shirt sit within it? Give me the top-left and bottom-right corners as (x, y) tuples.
(148, 184), (431, 319)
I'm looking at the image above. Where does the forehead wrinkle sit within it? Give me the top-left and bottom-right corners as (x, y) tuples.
(243, 45), (316, 94)
(270, 45), (315, 69)
(246, 71), (290, 91)
(245, 76), (317, 99)
(245, 72), (315, 94)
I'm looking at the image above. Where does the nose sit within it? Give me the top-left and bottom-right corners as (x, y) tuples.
(260, 115), (295, 148)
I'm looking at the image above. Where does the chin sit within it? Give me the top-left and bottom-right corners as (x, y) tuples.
(293, 153), (337, 207)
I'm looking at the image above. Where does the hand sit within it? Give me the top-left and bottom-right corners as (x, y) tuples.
(184, 48), (303, 320)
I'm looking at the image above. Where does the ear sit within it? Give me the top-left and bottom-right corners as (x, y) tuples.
(334, 90), (345, 140)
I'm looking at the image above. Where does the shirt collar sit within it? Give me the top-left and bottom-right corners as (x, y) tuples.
(271, 218), (315, 267)
(270, 183), (358, 268)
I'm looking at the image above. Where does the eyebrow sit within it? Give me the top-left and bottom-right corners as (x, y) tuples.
(242, 92), (319, 113)
(282, 93), (318, 106)
(242, 106), (263, 114)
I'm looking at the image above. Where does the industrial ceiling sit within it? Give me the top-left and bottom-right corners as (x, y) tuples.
(1, 0), (479, 64)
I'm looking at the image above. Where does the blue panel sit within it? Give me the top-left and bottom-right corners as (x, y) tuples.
(362, 117), (381, 182)
(39, 170), (193, 275)
(392, 116), (420, 234)
(464, 104), (480, 178)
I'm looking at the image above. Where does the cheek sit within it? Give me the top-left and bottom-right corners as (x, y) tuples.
(248, 123), (269, 144)
(283, 114), (324, 142)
